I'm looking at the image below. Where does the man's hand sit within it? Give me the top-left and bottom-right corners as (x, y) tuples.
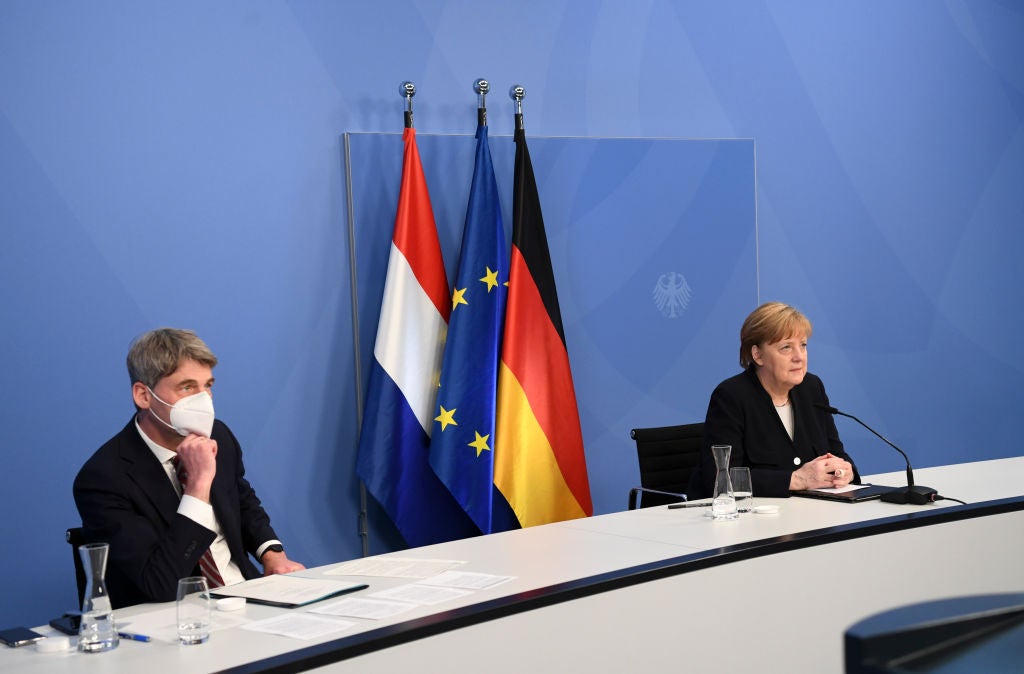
(261, 550), (305, 576)
(175, 433), (218, 503)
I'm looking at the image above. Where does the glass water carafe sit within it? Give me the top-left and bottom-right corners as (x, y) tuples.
(78, 542), (119, 652)
(710, 444), (739, 520)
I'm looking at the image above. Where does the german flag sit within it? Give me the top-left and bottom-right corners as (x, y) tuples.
(494, 118), (593, 527)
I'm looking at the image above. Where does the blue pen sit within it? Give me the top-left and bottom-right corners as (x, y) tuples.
(118, 631), (151, 642)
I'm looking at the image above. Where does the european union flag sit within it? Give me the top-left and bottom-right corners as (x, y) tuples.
(428, 123), (509, 533)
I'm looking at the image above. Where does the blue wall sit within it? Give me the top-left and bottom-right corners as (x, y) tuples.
(1, 1), (1021, 628)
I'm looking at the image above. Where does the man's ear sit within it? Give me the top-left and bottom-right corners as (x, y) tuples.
(132, 382), (152, 410)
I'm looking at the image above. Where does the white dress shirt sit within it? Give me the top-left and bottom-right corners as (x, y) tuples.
(135, 419), (248, 586)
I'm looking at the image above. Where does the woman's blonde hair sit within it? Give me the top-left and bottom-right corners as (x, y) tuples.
(739, 302), (812, 368)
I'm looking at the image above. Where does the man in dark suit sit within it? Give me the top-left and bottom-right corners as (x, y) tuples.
(74, 328), (303, 608)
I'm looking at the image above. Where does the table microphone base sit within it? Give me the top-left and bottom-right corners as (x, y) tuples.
(880, 485), (938, 505)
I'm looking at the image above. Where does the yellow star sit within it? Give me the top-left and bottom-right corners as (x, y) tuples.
(468, 431), (491, 457)
(451, 287), (468, 310)
(479, 267), (500, 292)
(435, 406), (457, 431)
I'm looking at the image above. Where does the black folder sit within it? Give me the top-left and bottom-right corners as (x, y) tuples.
(792, 484), (898, 503)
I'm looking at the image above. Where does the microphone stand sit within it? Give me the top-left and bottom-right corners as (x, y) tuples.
(816, 404), (937, 505)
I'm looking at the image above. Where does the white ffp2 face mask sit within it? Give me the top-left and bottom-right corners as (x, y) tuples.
(147, 388), (216, 438)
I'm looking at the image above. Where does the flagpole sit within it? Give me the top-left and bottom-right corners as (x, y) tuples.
(509, 84), (525, 129)
(346, 130), (370, 558)
(474, 78), (488, 127)
(401, 80), (415, 129)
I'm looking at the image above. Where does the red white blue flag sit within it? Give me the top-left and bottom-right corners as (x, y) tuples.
(356, 128), (479, 546)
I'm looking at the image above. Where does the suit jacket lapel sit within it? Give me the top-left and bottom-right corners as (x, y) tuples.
(118, 421), (181, 526)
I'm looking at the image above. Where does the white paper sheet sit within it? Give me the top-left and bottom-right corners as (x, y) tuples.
(814, 484), (874, 494)
(311, 597), (417, 620)
(240, 613), (355, 640)
(417, 570), (515, 590)
(324, 557), (467, 578)
(371, 584), (473, 605)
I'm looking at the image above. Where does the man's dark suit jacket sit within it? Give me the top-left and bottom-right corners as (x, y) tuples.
(689, 367), (861, 499)
(73, 418), (278, 608)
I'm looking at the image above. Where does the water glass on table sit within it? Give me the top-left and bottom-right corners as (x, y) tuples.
(176, 576), (212, 645)
(730, 467), (753, 513)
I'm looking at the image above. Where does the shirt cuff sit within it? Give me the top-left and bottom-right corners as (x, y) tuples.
(178, 494), (217, 531)
(255, 540), (283, 560)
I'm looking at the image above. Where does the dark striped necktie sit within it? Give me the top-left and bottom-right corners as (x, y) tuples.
(171, 456), (225, 588)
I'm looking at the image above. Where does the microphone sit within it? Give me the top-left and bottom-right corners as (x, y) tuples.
(814, 403), (937, 505)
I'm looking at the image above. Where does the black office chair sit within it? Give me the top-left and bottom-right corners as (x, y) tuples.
(628, 422), (704, 509)
(66, 526), (87, 610)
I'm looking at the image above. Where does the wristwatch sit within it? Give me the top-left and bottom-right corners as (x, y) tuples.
(261, 544), (284, 558)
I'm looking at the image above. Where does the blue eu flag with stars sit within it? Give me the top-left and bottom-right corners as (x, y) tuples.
(428, 123), (509, 534)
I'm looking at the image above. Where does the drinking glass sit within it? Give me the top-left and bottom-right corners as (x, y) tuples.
(176, 576), (211, 645)
(730, 467), (753, 513)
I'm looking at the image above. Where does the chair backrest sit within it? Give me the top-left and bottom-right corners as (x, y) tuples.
(630, 422), (704, 508)
(66, 527), (87, 611)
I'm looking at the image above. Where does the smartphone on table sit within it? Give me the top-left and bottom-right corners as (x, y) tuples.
(0, 626), (47, 647)
(48, 613), (82, 636)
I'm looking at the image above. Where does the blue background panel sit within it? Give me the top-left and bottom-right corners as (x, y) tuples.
(0, 1), (1021, 628)
(347, 134), (755, 543)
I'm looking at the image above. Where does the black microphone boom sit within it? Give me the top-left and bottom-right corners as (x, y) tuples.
(815, 403), (937, 505)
